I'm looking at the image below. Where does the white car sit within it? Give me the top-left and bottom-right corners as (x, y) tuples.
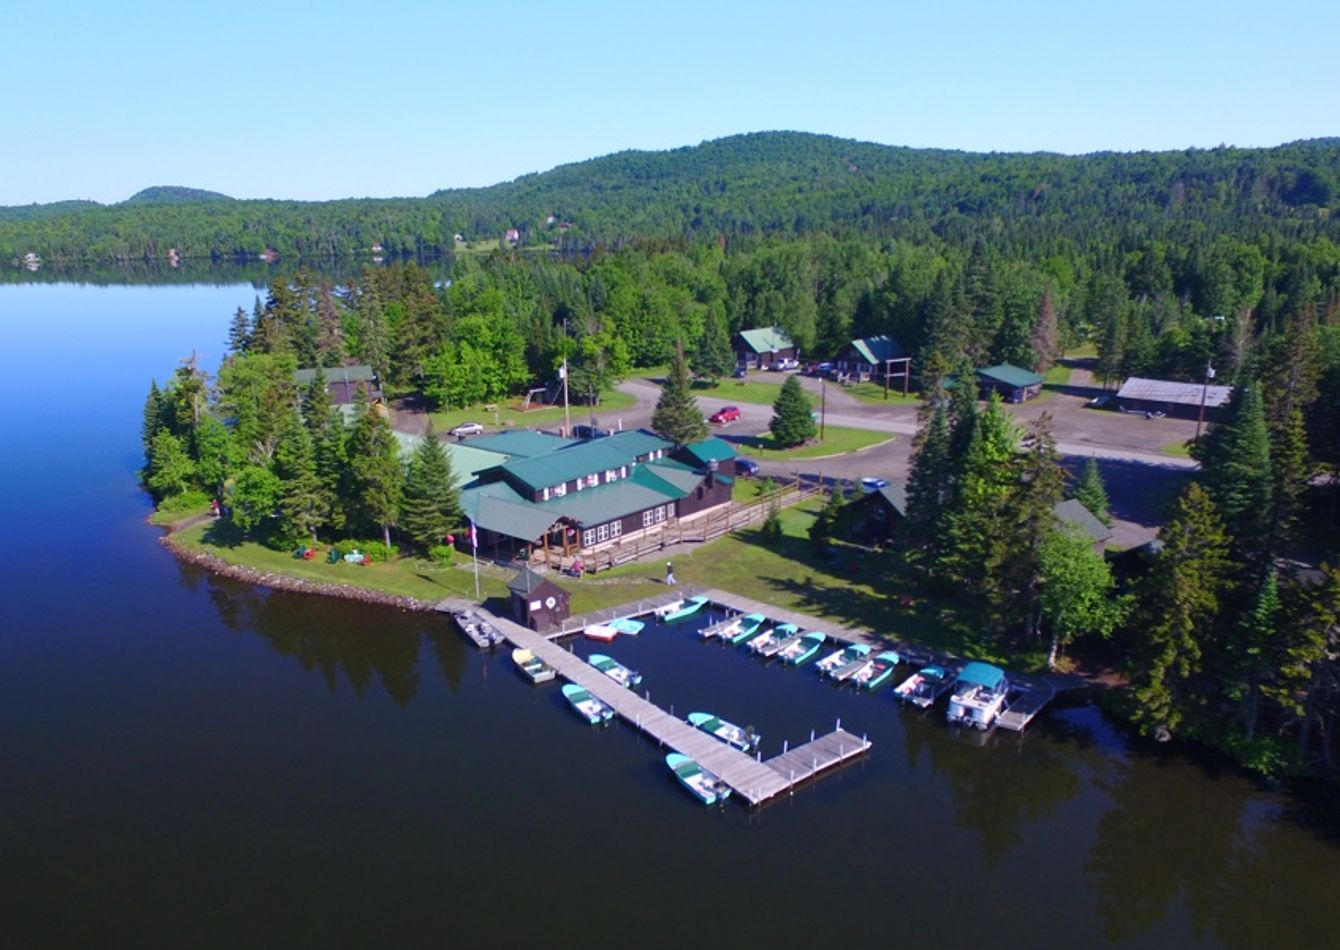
(771, 357), (800, 371)
(860, 477), (890, 493)
(449, 422), (484, 437)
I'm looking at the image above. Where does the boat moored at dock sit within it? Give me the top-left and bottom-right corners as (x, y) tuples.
(698, 615), (743, 641)
(454, 610), (503, 648)
(686, 711), (761, 753)
(588, 653), (643, 689)
(749, 623), (799, 658)
(946, 662), (1010, 730)
(665, 753), (732, 806)
(816, 642), (871, 677)
(659, 595), (709, 622)
(561, 684), (615, 725)
(727, 613), (768, 645)
(779, 631), (827, 666)
(850, 650), (900, 689)
(511, 648), (556, 684)
(893, 664), (952, 708)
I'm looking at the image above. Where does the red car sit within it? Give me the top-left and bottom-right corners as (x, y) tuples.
(709, 406), (741, 424)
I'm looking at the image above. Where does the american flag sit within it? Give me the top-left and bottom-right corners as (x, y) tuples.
(469, 519), (478, 551)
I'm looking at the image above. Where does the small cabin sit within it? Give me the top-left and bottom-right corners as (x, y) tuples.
(975, 364), (1044, 403)
(508, 567), (570, 631)
(734, 326), (797, 370)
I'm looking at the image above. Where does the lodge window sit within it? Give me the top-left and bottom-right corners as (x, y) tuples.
(604, 469), (619, 484)
(642, 509), (655, 527)
(582, 529), (596, 547)
(610, 520), (621, 538)
(552, 482), (567, 498)
(597, 523), (609, 542)
(542, 487), (550, 501)
(585, 474), (599, 489)
(654, 505), (667, 524)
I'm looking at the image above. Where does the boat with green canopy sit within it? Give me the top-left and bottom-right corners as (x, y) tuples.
(749, 623), (799, 658)
(727, 613), (768, 645)
(850, 650), (900, 690)
(659, 595), (709, 623)
(779, 631), (827, 666)
(561, 684), (615, 725)
(816, 643), (871, 678)
(686, 711), (760, 753)
(588, 653), (642, 689)
(665, 753), (731, 806)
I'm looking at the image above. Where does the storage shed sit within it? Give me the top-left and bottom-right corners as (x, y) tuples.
(975, 364), (1044, 403)
(1115, 376), (1233, 421)
(508, 567), (570, 631)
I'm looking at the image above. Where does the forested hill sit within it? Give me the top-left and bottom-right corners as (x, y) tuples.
(122, 186), (235, 205)
(4, 131), (1339, 261)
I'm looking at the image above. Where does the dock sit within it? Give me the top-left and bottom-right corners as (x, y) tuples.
(474, 606), (871, 805)
(996, 678), (1056, 732)
(697, 616), (742, 641)
(436, 600), (503, 649)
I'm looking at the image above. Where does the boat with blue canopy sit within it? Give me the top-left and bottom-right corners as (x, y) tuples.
(946, 661), (1010, 730)
(893, 664), (952, 708)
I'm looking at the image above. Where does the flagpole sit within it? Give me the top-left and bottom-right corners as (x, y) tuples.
(470, 518), (481, 599)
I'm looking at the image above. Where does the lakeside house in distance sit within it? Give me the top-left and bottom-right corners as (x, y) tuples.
(734, 326), (797, 370)
(453, 428), (737, 566)
(1115, 376), (1233, 421)
(295, 365), (383, 405)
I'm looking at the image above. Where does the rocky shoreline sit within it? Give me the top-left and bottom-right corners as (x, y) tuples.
(159, 531), (439, 612)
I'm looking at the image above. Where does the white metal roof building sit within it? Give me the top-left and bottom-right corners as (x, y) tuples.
(1115, 376), (1233, 419)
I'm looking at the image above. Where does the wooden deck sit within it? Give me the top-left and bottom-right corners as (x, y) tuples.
(473, 606), (870, 805)
(996, 681), (1055, 732)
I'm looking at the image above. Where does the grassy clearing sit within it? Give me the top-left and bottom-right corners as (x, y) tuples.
(688, 378), (792, 406)
(1160, 439), (1193, 458)
(174, 522), (512, 602)
(733, 426), (892, 460)
(840, 382), (921, 406)
(591, 499), (1028, 665)
(1064, 343), (1098, 359)
(426, 388), (637, 433)
(150, 490), (212, 525)
(1044, 364), (1073, 385)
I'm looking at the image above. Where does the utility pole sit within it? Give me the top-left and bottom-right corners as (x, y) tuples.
(820, 375), (827, 440)
(1195, 361), (1215, 442)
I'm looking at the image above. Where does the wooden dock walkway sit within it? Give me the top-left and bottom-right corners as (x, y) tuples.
(474, 606), (871, 805)
(996, 680), (1055, 732)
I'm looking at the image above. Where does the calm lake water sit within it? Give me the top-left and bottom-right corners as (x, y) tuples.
(2, 280), (1338, 948)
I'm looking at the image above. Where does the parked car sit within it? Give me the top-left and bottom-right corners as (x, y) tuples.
(860, 477), (890, 494)
(770, 357), (800, 371)
(709, 406), (741, 424)
(732, 365), (748, 379)
(449, 421), (484, 437)
(572, 424), (610, 439)
(809, 361), (833, 377)
(735, 458), (760, 477)
(1085, 394), (1113, 409)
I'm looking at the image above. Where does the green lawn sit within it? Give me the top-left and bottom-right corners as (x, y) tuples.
(688, 378), (793, 406)
(840, 382), (921, 406)
(1044, 364), (1072, 386)
(1160, 439), (1193, 458)
(426, 388), (637, 433)
(734, 426), (892, 460)
(149, 490), (212, 525)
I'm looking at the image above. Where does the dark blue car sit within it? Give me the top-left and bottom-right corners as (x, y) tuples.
(736, 458), (760, 477)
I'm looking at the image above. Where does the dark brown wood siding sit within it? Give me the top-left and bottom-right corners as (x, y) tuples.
(675, 474), (732, 518)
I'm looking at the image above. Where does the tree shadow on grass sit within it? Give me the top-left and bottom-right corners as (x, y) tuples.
(200, 518), (249, 550)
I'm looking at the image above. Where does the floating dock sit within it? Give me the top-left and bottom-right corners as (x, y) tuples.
(473, 606), (871, 805)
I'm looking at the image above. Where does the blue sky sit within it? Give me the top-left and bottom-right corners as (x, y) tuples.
(4, 0), (1336, 205)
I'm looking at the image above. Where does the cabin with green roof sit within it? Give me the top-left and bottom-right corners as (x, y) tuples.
(975, 364), (1044, 403)
(834, 335), (907, 382)
(734, 326), (797, 370)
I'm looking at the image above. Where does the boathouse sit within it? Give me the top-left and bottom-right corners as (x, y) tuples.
(733, 326), (797, 370)
(508, 567), (570, 631)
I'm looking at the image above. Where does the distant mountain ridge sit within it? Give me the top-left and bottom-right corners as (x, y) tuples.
(3, 131), (1338, 261)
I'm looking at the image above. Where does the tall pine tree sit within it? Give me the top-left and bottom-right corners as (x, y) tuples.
(651, 342), (708, 446)
(400, 424), (462, 552)
(345, 394), (403, 548)
(770, 375), (817, 447)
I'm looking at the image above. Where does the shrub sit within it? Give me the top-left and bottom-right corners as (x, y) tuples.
(155, 489), (212, 517)
(757, 503), (783, 543)
(331, 539), (398, 562)
(428, 544), (455, 566)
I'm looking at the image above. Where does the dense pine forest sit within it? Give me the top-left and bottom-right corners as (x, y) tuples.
(125, 130), (1340, 782)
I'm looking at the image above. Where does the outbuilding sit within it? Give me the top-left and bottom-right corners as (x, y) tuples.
(1115, 376), (1233, 421)
(848, 483), (906, 545)
(833, 335), (908, 383)
(975, 364), (1044, 403)
(508, 567), (570, 631)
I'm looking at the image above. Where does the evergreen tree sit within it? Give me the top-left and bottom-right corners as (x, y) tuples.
(345, 398), (403, 548)
(690, 305), (735, 382)
(146, 428), (195, 498)
(770, 374), (817, 447)
(808, 484), (846, 554)
(274, 410), (330, 544)
(939, 393), (1020, 591)
(1259, 309), (1321, 569)
(989, 412), (1066, 636)
(191, 414), (236, 500)
(228, 464), (283, 534)
(1199, 382), (1273, 576)
(227, 306), (252, 354)
(1222, 569), (1282, 739)
(400, 424), (463, 552)
(903, 398), (953, 559)
(141, 380), (168, 460)
(1288, 563), (1340, 765)
(1073, 456), (1113, 527)
(651, 342), (708, 445)
(1129, 483), (1232, 737)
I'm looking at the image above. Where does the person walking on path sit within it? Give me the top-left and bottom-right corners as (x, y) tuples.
(665, 561), (677, 585)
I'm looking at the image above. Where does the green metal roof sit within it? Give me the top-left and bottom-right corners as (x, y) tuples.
(976, 364), (1044, 388)
(875, 483), (907, 515)
(295, 365), (376, 385)
(466, 429), (575, 459)
(389, 433), (503, 487)
(538, 478), (678, 527)
(502, 440), (633, 492)
(849, 335), (905, 365)
(737, 326), (795, 354)
(680, 437), (737, 467)
(508, 566), (565, 596)
(639, 459), (702, 495)
(601, 428), (674, 462)
(460, 483), (561, 541)
(1053, 499), (1113, 542)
